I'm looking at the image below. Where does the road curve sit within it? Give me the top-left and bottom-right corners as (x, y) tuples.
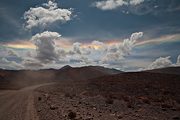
(0, 83), (55, 120)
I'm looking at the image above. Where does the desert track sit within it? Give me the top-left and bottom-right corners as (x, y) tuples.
(0, 83), (55, 120)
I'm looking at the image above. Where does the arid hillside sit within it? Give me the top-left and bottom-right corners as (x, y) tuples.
(0, 66), (180, 120)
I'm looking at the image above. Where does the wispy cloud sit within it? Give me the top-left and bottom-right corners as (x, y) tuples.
(93, 0), (144, 10)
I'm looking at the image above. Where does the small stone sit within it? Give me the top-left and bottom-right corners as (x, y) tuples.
(172, 116), (180, 120)
(105, 98), (114, 104)
(117, 115), (123, 119)
(37, 109), (41, 112)
(110, 113), (116, 116)
(85, 116), (93, 120)
(68, 111), (76, 119)
(50, 105), (58, 110)
(162, 108), (167, 111)
(171, 108), (177, 111)
(38, 97), (42, 101)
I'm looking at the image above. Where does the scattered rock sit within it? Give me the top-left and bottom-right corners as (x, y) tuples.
(172, 116), (180, 120)
(68, 111), (76, 119)
(44, 93), (50, 100)
(161, 103), (172, 109)
(65, 93), (74, 99)
(37, 109), (41, 112)
(138, 96), (151, 104)
(162, 108), (167, 111)
(50, 105), (58, 110)
(85, 116), (93, 120)
(105, 98), (114, 104)
(38, 96), (42, 101)
(171, 108), (177, 111)
(117, 114), (123, 119)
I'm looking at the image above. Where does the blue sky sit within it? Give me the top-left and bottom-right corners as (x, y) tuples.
(0, 0), (180, 71)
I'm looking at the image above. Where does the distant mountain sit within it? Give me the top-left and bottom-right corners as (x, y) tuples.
(0, 66), (122, 89)
(60, 65), (72, 70)
(145, 66), (180, 75)
(56, 65), (122, 80)
(87, 66), (121, 75)
(0, 66), (122, 81)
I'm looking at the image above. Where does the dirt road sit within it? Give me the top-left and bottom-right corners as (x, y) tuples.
(0, 83), (55, 120)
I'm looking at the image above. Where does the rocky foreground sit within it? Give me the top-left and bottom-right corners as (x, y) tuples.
(34, 72), (180, 120)
(0, 67), (180, 120)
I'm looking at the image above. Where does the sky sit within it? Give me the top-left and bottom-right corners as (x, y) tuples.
(0, 0), (180, 71)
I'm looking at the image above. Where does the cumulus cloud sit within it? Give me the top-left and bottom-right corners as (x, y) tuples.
(0, 57), (23, 70)
(72, 42), (82, 54)
(129, 0), (144, 5)
(68, 42), (91, 55)
(94, 0), (127, 10)
(177, 55), (180, 65)
(94, 0), (177, 16)
(24, 0), (73, 29)
(130, 32), (143, 41)
(147, 56), (173, 70)
(0, 31), (145, 70)
(94, 0), (144, 10)
(7, 49), (19, 57)
(22, 59), (44, 70)
(31, 31), (61, 63)
(102, 32), (143, 63)
(91, 40), (107, 51)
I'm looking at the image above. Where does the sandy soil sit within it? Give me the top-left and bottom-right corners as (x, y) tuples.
(0, 83), (55, 120)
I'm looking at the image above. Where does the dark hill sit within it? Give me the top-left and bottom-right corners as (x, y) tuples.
(145, 66), (180, 75)
(56, 65), (122, 80)
(0, 66), (122, 89)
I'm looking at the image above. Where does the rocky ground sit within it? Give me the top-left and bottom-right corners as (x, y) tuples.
(34, 72), (180, 120)
(0, 67), (180, 120)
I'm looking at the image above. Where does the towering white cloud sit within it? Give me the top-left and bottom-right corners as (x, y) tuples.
(147, 56), (173, 70)
(102, 32), (143, 63)
(24, 1), (72, 29)
(31, 31), (61, 63)
(94, 0), (144, 10)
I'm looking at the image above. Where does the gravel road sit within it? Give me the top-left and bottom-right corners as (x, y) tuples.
(0, 83), (55, 120)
